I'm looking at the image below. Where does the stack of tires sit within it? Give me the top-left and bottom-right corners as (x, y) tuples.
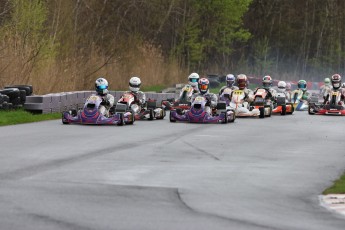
(0, 85), (33, 110)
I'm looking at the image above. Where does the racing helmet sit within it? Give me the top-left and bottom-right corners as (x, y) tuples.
(277, 81), (286, 92)
(237, 74), (247, 90)
(129, 76), (141, 92)
(331, 74), (341, 89)
(95, 77), (109, 95)
(226, 74), (235, 87)
(324, 77), (331, 85)
(198, 78), (210, 94)
(297, 80), (307, 91)
(262, 75), (273, 89)
(188, 73), (200, 87)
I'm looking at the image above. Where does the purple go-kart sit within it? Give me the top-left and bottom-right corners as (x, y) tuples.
(62, 94), (134, 125)
(169, 96), (235, 124)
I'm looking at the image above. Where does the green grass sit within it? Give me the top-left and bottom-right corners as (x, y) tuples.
(0, 109), (61, 126)
(323, 172), (345, 194)
(141, 85), (167, 92)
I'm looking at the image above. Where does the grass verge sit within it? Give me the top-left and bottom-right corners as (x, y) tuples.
(323, 172), (345, 194)
(0, 109), (61, 126)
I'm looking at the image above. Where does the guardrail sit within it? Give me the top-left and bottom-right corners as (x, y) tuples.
(24, 91), (176, 114)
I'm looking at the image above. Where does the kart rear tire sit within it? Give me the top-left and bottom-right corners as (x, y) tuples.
(259, 107), (265, 118)
(264, 105), (271, 117)
(308, 106), (315, 115)
(281, 105), (286, 115)
(128, 112), (135, 124)
(62, 113), (69, 124)
(169, 111), (176, 122)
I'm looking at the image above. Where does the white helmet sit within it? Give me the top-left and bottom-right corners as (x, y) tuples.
(188, 73), (200, 87)
(277, 81), (286, 92)
(95, 77), (109, 95)
(129, 76), (141, 92)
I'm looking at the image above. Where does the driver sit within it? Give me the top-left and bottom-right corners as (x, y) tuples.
(291, 79), (311, 101)
(319, 77), (332, 97)
(178, 72), (200, 102)
(128, 76), (146, 108)
(323, 74), (345, 105)
(95, 77), (115, 117)
(191, 78), (217, 115)
(254, 75), (277, 101)
(233, 74), (254, 102)
(219, 74), (238, 95)
(277, 81), (290, 102)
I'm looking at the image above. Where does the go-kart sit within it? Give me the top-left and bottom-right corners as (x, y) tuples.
(161, 85), (193, 112)
(117, 92), (165, 120)
(272, 92), (294, 115)
(169, 95), (235, 123)
(251, 88), (273, 118)
(308, 91), (345, 115)
(291, 89), (308, 111)
(227, 89), (262, 118)
(62, 94), (134, 125)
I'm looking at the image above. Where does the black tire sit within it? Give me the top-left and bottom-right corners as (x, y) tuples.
(264, 105), (271, 117)
(259, 107), (265, 118)
(5, 85), (33, 96)
(229, 109), (236, 123)
(221, 112), (228, 124)
(128, 112), (135, 124)
(62, 113), (69, 124)
(169, 111), (176, 122)
(308, 105), (315, 115)
(148, 108), (154, 120)
(286, 103), (294, 114)
(117, 113), (124, 126)
(281, 105), (286, 115)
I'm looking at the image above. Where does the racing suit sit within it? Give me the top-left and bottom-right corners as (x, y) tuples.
(98, 93), (115, 117)
(229, 87), (258, 115)
(291, 89), (311, 102)
(276, 88), (290, 103)
(219, 85), (239, 96)
(178, 84), (199, 102)
(320, 84), (332, 102)
(191, 91), (218, 115)
(323, 87), (345, 106)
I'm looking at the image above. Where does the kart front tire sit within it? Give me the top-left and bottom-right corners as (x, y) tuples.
(221, 112), (228, 124)
(117, 113), (124, 126)
(169, 111), (176, 122)
(259, 107), (265, 118)
(148, 108), (154, 120)
(281, 105), (286, 115)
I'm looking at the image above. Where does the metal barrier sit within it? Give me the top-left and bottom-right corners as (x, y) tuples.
(24, 91), (176, 114)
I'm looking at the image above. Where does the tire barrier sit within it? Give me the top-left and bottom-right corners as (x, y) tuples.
(24, 90), (176, 114)
(0, 85), (33, 110)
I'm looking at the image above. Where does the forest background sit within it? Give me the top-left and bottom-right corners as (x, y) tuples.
(1, 0), (344, 94)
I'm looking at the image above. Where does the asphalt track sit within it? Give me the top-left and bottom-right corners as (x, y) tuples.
(0, 111), (345, 230)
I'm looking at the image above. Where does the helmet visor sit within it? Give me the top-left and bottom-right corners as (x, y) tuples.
(190, 78), (198, 83)
(97, 85), (107, 90)
(129, 82), (141, 88)
(298, 83), (306, 89)
(200, 84), (208, 90)
(333, 82), (341, 88)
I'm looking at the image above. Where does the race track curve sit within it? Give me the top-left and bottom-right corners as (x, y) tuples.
(0, 111), (345, 230)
